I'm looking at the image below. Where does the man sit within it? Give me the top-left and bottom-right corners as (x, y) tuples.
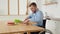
(23, 2), (44, 34)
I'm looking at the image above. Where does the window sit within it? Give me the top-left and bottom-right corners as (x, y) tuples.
(0, 0), (8, 15)
(19, 0), (27, 15)
(10, 0), (18, 15)
(0, 0), (28, 16)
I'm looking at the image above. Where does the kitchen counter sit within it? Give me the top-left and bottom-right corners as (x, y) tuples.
(49, 17), (60, 21)
(45, 16), (60, 21)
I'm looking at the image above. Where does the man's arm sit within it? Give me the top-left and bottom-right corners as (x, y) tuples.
(23, 14), (32, 24)
(24, 14), (32, 21)
(24, 17), (29, 21)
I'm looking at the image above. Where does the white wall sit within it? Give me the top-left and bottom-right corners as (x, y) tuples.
(55, 0), (60, 18)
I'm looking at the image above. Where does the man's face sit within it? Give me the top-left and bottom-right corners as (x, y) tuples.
(30, 5), (37, 13)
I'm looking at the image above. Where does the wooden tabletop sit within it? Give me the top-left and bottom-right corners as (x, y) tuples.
(0, 21), (45, 34)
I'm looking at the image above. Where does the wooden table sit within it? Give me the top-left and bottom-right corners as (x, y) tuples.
(0, 21), (45, 34)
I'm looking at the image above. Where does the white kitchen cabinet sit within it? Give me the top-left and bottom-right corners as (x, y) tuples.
(55, 21), (60, 34)
(46, 20), (56, 34)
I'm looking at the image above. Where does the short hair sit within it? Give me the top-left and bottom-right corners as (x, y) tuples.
(29, 2), (37, 7)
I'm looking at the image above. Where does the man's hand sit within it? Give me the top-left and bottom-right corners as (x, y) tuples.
(24, 17), (29, 21)
(23, 19), (29, 25)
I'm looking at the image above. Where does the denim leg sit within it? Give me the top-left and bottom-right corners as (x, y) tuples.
(24, 32), (39, 34)
(31, 32), (39, 34)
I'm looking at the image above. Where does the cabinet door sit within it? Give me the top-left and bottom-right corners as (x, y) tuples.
(56, 21), (60, 34)
(46, 20), (56, 34)
(0, 0), (8, 15)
